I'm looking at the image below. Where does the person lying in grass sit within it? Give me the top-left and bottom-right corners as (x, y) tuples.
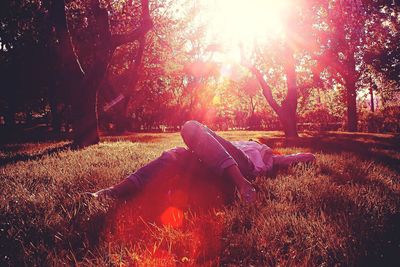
(91, 120), (315, 203)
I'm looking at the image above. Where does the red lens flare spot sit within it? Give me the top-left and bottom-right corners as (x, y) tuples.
(161, 206), (184, 228)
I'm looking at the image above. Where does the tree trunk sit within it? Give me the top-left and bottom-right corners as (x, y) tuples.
(278, 105), (298, 138)
(282, 46), (299, 138)
(72, 83), (99, 148)
(116, 96), (131, 133)
(120, 35), (146, 132)
(370, 85), (375, 112)
(70, 0), (111, 147)
(346, 79), (358, 132)
(49, 91), (62, 132)
(4, 104), (16, 129)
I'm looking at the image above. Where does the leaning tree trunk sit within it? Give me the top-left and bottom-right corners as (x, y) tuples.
(70, 0), (112, 148)
(247, 45), (299, 138)
(250, 65), (299, 138)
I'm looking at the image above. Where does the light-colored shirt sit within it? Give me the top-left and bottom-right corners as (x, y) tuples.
(231, 141), (274, 175)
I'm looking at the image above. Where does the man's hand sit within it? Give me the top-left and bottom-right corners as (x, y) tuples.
(238, 183), (257, 203)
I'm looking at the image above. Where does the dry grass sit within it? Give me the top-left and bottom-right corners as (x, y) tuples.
(0, 131), (399, 266)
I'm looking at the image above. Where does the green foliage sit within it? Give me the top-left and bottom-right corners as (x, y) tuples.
(301, 105), (329, 123)
(1, 132), (399, 265)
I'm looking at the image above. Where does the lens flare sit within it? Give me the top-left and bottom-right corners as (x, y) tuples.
(161, 206), (184, 228)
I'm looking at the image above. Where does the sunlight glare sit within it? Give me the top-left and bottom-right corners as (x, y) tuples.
(204, 0), (289, 61)
(212, 95), (221, 105)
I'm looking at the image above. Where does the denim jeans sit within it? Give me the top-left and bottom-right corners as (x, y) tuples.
(127, 120), (255, 189)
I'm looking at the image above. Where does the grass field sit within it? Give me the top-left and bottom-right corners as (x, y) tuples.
(1, 131), (399, 266)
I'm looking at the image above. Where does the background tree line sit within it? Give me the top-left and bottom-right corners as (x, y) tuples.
(0, 0), (399, 147)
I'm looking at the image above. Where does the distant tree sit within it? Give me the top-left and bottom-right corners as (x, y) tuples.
(362, 3), (400, 108)
(309, 0), (369, 131)
(0, 0), (55, 130)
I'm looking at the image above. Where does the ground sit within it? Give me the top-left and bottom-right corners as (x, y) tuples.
(0, 131), (399, 266)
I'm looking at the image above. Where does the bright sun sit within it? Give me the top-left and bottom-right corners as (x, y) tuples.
(203, 0), (289, 61)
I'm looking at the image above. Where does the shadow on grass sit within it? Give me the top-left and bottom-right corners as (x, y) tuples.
(316, 160), (400, 267)
(0, 125), (72, 144)
(0, 134), (164, 168)
(0, 143), (72, 167)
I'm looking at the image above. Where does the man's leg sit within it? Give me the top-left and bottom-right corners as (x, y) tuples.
(92, 147), (195, 199)
(180, 120), (256, 202)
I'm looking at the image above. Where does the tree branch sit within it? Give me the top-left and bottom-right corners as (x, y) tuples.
(51, 0), (85, 77)
(283, 46), (297, 106)
(239, 44), (281, 113)
(312, 51), (348, 84)
(111, 0), (153, 48)
(249, 66), (281, 113)
(125, 35), (146, 98)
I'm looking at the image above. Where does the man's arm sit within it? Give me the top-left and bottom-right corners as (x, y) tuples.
(272, 153), (316, 168)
